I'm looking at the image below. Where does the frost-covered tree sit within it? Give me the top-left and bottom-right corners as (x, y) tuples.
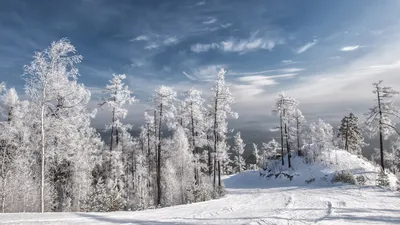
(99, 73), (136, 210)
(232, 132), (246, 173)
(261, 138), (280, 166)
(252, 143), (260, 169)
(100, 74), (136, 152)
(365, 81), (400, 171)
(24, 38), (102, 212)
(292, 109), (306, 156)
(272, 93), (298, 168)
(210, 68), (237, 187)
(309, 119), (334, 163)
(23, 38), (86, 212)
(152, 85), (177, 205)
(170, 126), (195, 205)
(182, 88), (207, 184)
(338, 113), (365, 155)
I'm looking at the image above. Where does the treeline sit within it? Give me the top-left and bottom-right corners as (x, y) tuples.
(0, 39), (240, 213)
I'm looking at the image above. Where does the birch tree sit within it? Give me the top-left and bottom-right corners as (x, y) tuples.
(23, 38), (83, 212)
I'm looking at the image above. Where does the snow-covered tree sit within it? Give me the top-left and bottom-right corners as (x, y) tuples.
(232, 132), (246, 173)
(272, 93), (298, 168)
(338, 113), (365, 155)
(182, 88), (207, 184)
(210, 68), (238, 188)
(292, 109), (306, 156)
(309, 119), (334, 163)
(152, 85), (177, 205)
(23, 38), (86, 212)
(365, 81), (400, 171)
(261, 138), (280, 167)
(100, 74), (136, 152)
(252, 143), (260, 169)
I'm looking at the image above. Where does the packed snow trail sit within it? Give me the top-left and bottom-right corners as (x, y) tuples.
(2, 184), (400, 225)
(2, 150), (400, 224)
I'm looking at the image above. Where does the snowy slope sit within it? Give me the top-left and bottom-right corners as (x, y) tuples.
(2, 150), (400, 225)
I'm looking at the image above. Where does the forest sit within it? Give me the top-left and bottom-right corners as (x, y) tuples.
(0, 38), (399, 213)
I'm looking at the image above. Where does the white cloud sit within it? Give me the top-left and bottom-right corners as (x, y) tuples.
(191, 37), (280, 53)
(182, 65), (225, 81)
(282, 60), (295, 64)
(182, 71), (197, 81)
(144, 43), (159, 50)
(131, 35), (149, 41)
(203, 18), (217, 24)
(341, 45), (360, 51)
(221, 23), (233, 28)
(296, 40), (317, 54)
(195, 1), (205, 6)
(229, 68), (304, 76)
(163, 36), (179, 45)
(190, 43), (219, 53)
(238, 73), (297, 87)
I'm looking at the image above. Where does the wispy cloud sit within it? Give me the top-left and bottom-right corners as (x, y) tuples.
(221, 23), (233, 28)
(163, 36), (179, 45)
(131, 35), (149, 41)
(238, 73), (297, 85)
(229, 68), (305, 76)
(191, 37), (280, 54)
(203, 18), (217, 24)
(281, 60), (299, 65)
(195, 1), (205, 6)
(296, 40), (317, 54)
(144, 43), (160, 50)
(182, 64), (224, 81)
(190, 43), (219, 53)
(340, 45), (360, 52)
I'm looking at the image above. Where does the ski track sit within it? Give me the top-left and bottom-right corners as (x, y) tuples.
(3, 186), (400, 225)
(2, 151), (400, 225)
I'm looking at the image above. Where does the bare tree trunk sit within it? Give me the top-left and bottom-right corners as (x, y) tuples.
(376, 88), (385, 171)
(296, 117), (300, 156)
(156, 104), (163, 206)
(213, 156), (216, 187)
(109, 108), (115, 152)
(213, 92), (219, 187)
(279, 113), (284, 166)
(40, 100), (45, 213)
(218, 160), (221, 187)
(344, 119), (349, 151)
(285, 122), (291, 168)
(207, 134), (212, 176)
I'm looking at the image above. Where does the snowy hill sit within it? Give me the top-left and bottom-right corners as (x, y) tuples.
(2, 150), (400, 225)
(226, 150), (398, 189)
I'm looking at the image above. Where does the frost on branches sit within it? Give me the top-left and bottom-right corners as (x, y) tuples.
(232, 132), (246, 173)
(365, 81), (400, 171)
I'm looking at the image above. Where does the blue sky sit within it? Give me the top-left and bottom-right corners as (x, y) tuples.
(1, 0), (400, 130)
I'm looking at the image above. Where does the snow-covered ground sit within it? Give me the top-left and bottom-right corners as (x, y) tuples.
(2, 150), (400, 225)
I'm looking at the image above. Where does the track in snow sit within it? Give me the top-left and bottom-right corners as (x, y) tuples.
(2, 182), (400, 224)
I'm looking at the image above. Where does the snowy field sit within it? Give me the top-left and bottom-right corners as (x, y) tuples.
(2, 150), (400, 225)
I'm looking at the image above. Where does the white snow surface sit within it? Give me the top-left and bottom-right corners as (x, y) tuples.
(2, 150), (400, 225)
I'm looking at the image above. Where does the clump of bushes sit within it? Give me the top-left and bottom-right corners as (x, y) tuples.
(331, 170), (355, 185)
(356, 175), (366, 185)
(377, 170), (390, 187)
